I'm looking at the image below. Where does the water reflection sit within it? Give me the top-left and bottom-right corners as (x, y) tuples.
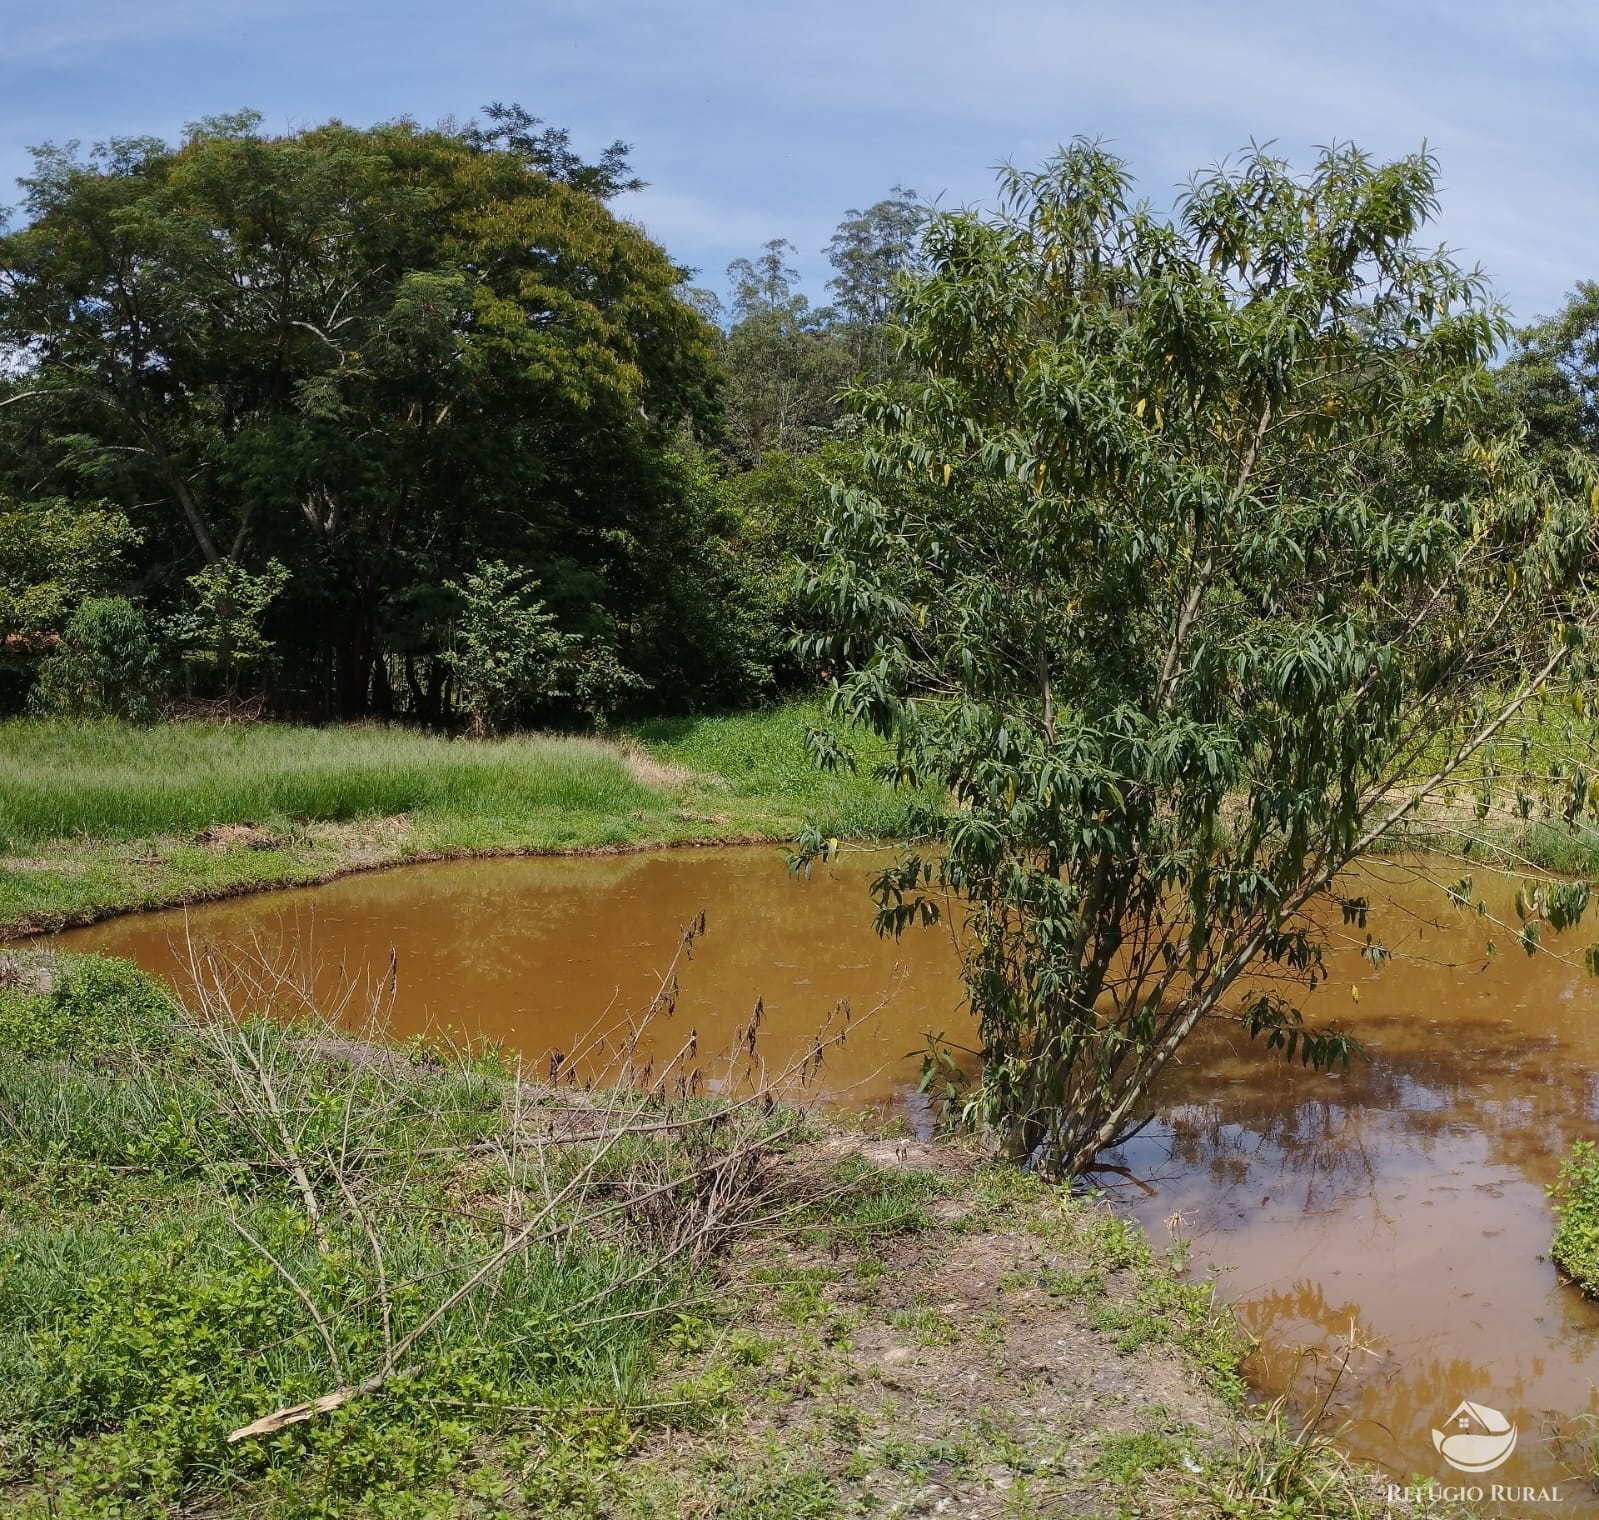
(1114, 862), (1599, 1498)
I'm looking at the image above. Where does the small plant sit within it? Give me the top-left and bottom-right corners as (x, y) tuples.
(569, 642), (650, 729)
(443, 560), (575, 735)
(1090, 1428), (1186, 1487)
(167, 558), (290, 696)
(0, 952), (178, 1059)
(886, 1304), (960, 1348)
(1201, 1400), (1384, 1519)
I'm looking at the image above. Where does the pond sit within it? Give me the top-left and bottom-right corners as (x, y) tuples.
(46, 845), (1599, 1500)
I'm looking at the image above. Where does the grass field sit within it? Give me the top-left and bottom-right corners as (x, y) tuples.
(5, 690), (1596, 941)
(0, 703), (937, 938)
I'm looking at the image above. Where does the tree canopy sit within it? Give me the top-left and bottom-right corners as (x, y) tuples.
(0, 109), (736, 717)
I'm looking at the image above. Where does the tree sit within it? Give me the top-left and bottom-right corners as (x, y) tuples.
(1500, 281), (1599, 459)
(0, 497), (139, 649)
(442, 562), (576, 736)
(799, 141), (1599, 1175)
(0, 108), (723, 718)
(719, 240), (853, 462)
(32, 597), (163, 722)
(825, 185), (924, 374)
(167, 559), (291, 698)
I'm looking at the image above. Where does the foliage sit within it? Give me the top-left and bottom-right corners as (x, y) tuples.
(167, 557), (291, 693)
(715, 198), (923, 469)
(30, 596), (163, 722)
(824, 185), (925, 373)
(0, 107), (727, 720)
(443, 561), (576, 734)
(0, 498), (139, 652)
(569, 644), (650, 729)
(1551, 1139), (1599, 1296)
(799, 140), (1599, 1173)
(1500, 280), (1599, 460)
(0, 946), (805, 1517)
(718, 240), (857, 463)
(0, 952), (177, 1059)
(466, 100), (644, 199)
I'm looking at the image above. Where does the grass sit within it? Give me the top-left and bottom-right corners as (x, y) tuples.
(0, 721), (654, 846)
(1397, 691), (1599, 877)
(0, 701), (939, 937)
(0, 948), (806, 1518)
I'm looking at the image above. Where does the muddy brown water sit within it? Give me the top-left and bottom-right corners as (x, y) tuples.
(43, 846), (1599, 1501)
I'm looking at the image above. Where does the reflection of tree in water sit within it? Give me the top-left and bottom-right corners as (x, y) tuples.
(1235, 1286), (1545, 1475)
(1240, 1278), (1372, 1354)
(1132, 1000), (1594, 1210)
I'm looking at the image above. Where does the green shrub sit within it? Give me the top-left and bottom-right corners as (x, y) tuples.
(30, 597), (164, 721)
(0, 953), (177, 1059)
(1552, 1140), (1599, 1295)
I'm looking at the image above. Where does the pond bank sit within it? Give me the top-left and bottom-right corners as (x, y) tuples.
(0, 705), (935, 939)
(0, 949), (1388, 1519)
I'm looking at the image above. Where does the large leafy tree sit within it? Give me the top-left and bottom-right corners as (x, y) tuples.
(801, 142), (1599, 1174)
(0, 110), (723, 716)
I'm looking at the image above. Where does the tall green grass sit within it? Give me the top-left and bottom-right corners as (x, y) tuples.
(0, 720), (658, 849)
(633, 700), (943, 839)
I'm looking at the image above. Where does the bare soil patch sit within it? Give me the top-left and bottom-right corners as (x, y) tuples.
(191, 822), (286, 850)
(608, 1163), (1246, 1519)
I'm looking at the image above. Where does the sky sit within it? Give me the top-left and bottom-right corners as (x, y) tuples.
(3, 0), (1595, 325)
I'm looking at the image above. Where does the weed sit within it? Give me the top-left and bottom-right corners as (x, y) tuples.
(1041, 1266), (1104, 1300)
(1199, 1401), (1386, 1518)
(1091, 1429), (1186, 1485)
(887, 1303), (961, 1347)
(795, 1153), (952, 1249)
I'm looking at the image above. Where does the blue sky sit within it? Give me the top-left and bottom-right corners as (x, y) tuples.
(4, 1), (1594, 324)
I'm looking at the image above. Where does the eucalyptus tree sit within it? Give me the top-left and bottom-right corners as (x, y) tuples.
(799, 142), (1599, 1175)
(720, 240), (854, 462)
(825, 185), (925, 374)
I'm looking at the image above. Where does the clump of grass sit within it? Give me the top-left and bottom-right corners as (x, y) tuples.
(0, 950), (177, 1058)
(1197, 1401), (1389, 1518)
(1090, 1427), (1188, 1486)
